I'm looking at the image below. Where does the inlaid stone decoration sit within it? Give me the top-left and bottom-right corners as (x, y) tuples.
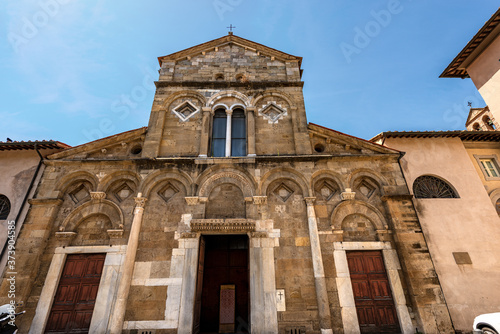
(316, 181), (338, 201)
(172, 100), (199, 122)
(274, 183), (294, 202)
(69, 184), (90, 204)
(357, 180), (376, 198)
(157, 182), (179, 203)
(258, 101), (287, 123)
(113, 183), (133, 202)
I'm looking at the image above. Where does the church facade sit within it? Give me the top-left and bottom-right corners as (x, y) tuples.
(5, 34), (455, 334)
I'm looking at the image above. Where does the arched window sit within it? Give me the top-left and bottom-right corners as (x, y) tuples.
(212, 109), (227, 157)
(231, 108), (246, 156)
(210, 108), (246, 157)
(0, 195), (11, 220)
(473, 123), (481, 131)
(483, 116), (496, 130)
(413, 175), (458, 199)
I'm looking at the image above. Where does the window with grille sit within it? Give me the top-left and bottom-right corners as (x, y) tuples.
(0, 195), (11, 220)
(413, 175), (458, 199)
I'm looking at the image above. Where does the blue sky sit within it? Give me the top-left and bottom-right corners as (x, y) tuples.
(1, 1), (498, 146)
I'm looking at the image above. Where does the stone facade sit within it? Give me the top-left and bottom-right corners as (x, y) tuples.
(4, 34), (454, 333)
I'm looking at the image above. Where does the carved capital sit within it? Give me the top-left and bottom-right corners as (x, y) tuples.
(253, 196), (267, 205)
(201, 107), (212, 113)
(304, 197), (316, 206)
(107, 229), (124, 239)
(226, 109), (233, 116)
(185, 197), (199, 206)
(90, 192), (106, 201)
(341, 188), (356, 201)
(199, 197), (209, 203)
(134, 197), (147, 208)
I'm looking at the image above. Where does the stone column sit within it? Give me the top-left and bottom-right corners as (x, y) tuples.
(225, 109), (233, 157)
(305, 197), (333, 334)
(247, 107), (256, 156)
(109, 194), (147, 334)
(199, 107), (211, 157)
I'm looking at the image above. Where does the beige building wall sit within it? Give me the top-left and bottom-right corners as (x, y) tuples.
(467, 33), (500, 119)
(384, 136), (500, 332)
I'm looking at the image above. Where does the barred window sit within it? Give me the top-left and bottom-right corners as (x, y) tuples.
(413, 175), (458, 199)
(0, 195), (11, 220)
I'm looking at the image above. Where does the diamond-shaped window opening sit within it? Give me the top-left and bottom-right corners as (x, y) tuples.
(357, 180), (376, 199)
(317, 181), (338, 201)
(173, 101), (199, 122)
(158, 183), (179, 203)
(273, 183), (294, 203)
(259, 102), (287, 123)
(113, 183), (134, 202)
(69, 184), (90, 204)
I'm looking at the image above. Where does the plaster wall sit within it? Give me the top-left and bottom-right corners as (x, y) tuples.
(385, 137), (500, 331)
(467, 33), (500, 118)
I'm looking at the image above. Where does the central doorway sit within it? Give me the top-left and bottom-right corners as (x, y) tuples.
(194, 235), (250, 334)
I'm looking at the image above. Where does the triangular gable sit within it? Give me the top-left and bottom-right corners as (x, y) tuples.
(158, 34), (302, 66)
(48, 127), (147, 160)
(465, 106), (489, 126)
(308, 123), (400, 155)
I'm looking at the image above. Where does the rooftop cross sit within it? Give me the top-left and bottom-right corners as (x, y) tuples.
(227, 24), (236, 35)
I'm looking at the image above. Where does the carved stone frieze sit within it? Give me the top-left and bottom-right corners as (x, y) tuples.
(107, 229), (124, 239)
(185, 197), (199, 205)
(190, 218), (256, 232)
(253, 196), (267, 205)
(55, 232), (77, 239)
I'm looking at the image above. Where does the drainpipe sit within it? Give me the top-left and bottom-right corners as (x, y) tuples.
(109, 193), (147, 334)
(0, 145), (44, 275)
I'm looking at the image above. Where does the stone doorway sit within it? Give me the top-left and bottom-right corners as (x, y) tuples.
(194, 235), (250, 334)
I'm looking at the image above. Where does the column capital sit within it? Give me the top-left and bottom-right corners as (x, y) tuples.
(201, 107), (212, 113)
(225, 109), (233, 115)
(304, 197), (316, 206)
(247, 107), (256, 113)
(134, 196), (148, 208)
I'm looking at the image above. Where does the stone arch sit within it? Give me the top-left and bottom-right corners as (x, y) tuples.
(162, 90), (207, 109)
(488, 188), (500, 216)
(140, 169), (193, 198)
(252, 90), (294, 109)
(197, 167), (255, 198)
(60, 199), (124, 232)
(213, 103), (230, 112)
(348, 168), (388, 190)
(207, 90), (250, 107)
(55, 171), (98, 196)
(331, 200), (387, 230)
(311, 170), (346, 191)
(98, 170), (141, 193)
(260, 168), (310, 197)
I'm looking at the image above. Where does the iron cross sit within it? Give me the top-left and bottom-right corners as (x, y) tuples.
(227, 24), (236, 33)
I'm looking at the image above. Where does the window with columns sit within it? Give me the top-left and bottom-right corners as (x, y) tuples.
(211, 107), (246, 157)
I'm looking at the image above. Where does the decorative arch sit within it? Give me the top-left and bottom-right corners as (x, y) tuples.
(311, 170), (346, 191)
(140, 169), (193, 198)
(98, 170), (140, 193)
(331, 200), (387, 230)
(197, 167), (256, 198)
(412, 175), (459, 199)
(60, 199), (124, 232)
(259, 168), (310, 197)
(207, 90), (250, 107)
(55, 171), (98, 196)
(488, 188), (500, 216)
(162, 90), (207, 109)
(348, 168), (388, 189)
(252, 90), (294, 109)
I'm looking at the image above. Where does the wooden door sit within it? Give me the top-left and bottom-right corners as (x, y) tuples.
(193, 237), (206, 334)
(346, 251), (401, 333)
(200, 235), (249, 333)
(45, 253), (105, 334)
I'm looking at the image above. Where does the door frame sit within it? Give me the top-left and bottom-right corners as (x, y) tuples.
(29, 245), (127, 334)
(333, 241), (413, 334)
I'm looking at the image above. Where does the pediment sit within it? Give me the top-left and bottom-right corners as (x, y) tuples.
(465, 107), (489, 126)
(308, 123), (399, 156)
(47, 127), (147, 160)
(158, 34), (302, 65)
